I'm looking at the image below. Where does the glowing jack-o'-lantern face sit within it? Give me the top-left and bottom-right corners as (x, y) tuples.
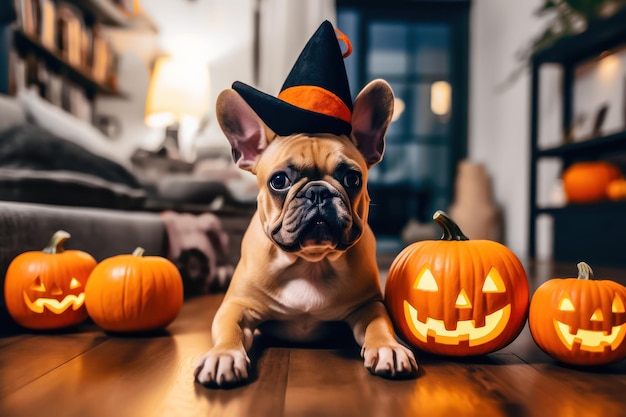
(4, 231), (96, 330)
(404, 266), (513, 348)
(385, 211), (529, 356)
(23, 275), (85, 314)
(529, 262), (626, 366)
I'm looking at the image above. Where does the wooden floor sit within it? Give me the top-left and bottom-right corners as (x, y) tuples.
(2, 260), (626, 417)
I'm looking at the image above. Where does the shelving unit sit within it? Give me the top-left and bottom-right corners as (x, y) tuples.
(5, 0), (156, 124)
(528, 7), (626, 267)
(13, 29), (119, 97)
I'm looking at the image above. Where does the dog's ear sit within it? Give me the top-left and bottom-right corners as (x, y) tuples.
(351, 79), (394, 167)
(216, 89), (269, 172)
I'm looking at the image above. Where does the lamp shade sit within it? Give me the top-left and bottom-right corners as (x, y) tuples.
(145, 56), (210, 128)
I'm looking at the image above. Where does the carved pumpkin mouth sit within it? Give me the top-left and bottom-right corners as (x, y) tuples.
(23, 292), (85, 314)
(404, 301), (511, 346)
(553, 319), (626, 353)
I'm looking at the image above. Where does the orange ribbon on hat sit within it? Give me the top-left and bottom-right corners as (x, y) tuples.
(335, 28), (352, 58)
(278, 85), (352, 123)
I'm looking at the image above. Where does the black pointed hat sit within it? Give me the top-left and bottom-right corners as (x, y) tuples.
(233, 20), (353, 137)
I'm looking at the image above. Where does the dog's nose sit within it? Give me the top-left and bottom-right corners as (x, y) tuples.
(304, 185), (331, 205)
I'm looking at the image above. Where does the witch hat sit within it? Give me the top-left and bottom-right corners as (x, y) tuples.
(233, 20), (353, 137)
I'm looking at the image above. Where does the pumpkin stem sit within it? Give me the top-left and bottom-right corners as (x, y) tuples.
(577, 261), (594, 280)
(132, 247), (145, 257)
(433, 210), (469, 241)
(42, 230), (71, 254)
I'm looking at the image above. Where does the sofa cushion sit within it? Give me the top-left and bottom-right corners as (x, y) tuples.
(0, 123), (146, 209)
(18, 89), (131, 168)
(0, 94), (26, 132)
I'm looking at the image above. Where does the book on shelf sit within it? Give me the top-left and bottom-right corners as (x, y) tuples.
(38, 0), (56, 50)
(91, 25), (112, 83)
(57, 2), (84, 67)
(15, 0), (37, 36)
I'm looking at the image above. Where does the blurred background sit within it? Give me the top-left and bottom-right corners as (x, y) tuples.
(2, 0), (626, 268)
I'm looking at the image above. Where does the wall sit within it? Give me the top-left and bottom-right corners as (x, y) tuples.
(469, 0), (546, 257)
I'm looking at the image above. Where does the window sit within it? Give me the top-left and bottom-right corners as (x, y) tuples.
(338, 1), (469, 241)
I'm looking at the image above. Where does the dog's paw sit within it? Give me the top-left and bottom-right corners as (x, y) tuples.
(194, 348), (251, 388)
(361, 342), (419, 379)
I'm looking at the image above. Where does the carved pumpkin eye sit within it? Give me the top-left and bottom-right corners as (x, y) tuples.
(590, 308), (604, 321)
(414, 267), (438, 292)
(69, 278), (82, 289)
(482, 268), (506, 293)
(613, 295), (625, 313)
(558, 294), (576, 311)
(31, 277), (46, 292)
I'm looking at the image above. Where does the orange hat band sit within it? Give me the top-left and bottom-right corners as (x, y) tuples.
(278, 85), (352, 124)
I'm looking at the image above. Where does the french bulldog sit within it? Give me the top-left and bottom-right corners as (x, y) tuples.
(194, 79), (419, 387)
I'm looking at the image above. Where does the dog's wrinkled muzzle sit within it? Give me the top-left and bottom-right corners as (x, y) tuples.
(271, 181), (360, 252)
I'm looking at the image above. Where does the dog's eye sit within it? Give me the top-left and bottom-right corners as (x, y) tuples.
(343, 171), (362, 189)
(269, 172), (292, 191)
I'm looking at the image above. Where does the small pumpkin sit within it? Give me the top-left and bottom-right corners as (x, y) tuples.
(384, 211), (529, 356)
(562, 161), (621, 203)
(85, 247), (183, 332)
(529, 262), (626, 366)
(4, 230), (97, 330)
(607, 178), (626, 201)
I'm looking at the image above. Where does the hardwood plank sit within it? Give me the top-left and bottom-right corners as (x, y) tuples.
(3, 284), (626, 417)
(468, 359), (626, 416)
(283, 344), (626, 417)
(284, 350), (526, 417)
(0, 332), (107, 397)
(193, 348), (290, 417)
(527, 361), (626, 415)
(0, 334), (192, 417)
(284, 348), (373, 417)
(0, 334), (27, 349)
(0, 295), (289, 417)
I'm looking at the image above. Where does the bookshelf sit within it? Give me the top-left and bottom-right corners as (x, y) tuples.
(5, 0), (156, 124)
(528, 7), (626, 267)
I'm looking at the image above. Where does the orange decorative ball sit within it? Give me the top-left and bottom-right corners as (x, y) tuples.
(4, 230), (97, 330)
(529, 262), (626, 366)
(384, 211), (529, 356)
(562, 161), (621, 203)
(607, 178), (626, 201)
(85, 247), (183, 332)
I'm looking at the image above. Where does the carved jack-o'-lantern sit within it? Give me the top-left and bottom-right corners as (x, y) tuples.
(385, 211), (529, 356)
(529, 262), (626, 366)
(4, 230), (97, 330)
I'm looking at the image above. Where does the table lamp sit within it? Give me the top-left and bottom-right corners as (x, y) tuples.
(144, 56), (210, 160)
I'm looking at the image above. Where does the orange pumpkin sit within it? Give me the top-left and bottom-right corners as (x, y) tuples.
(4, 230), (97, 330)
(607, 178), (626, 201)
(529, 262), (626, 366)
(562, 161), (621, 203)
(85, 247), (183, 332)
(384, 211), (529, 356)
